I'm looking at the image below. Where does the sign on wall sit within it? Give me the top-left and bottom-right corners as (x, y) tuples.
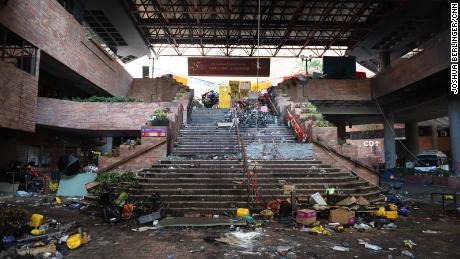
(188, 58), (270, 77)
(141, 127), (167, 137)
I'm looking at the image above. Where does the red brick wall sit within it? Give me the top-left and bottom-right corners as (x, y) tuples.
(419, 136), (451, 153)
(311, 127), (338, 146)
(0, 61), (38, 132)
(0, 0), (132, 96)
(131, 77), (182, 102)
(314, 144), (379, 186)
(303, 79), (371, 101)
(98, 136), (168, 171)
(36, 97), (181, 131)
(277, 79), (371, 102)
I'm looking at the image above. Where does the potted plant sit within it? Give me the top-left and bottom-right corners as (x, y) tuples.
(148, 108), (170, 126)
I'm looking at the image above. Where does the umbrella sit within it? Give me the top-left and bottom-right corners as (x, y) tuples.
(58, 154), (80, 176)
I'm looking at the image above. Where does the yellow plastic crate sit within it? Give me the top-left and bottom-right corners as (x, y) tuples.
(385, 211), (398, 219)
(218, 86), (231, 108)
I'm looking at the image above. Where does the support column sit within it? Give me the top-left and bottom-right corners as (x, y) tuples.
(405, 122), (419, 158)
(383, 111), (396, 169)
(431, 124), (439, 150)
(379, 50), (391, 71)
(101, 137), (113, 154)
(337, 124), (347, 144)
(448, 96), (460, 176)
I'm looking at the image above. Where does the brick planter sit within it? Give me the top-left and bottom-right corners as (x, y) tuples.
(312, 127), (338, 146)
(339, 144), (358, 158)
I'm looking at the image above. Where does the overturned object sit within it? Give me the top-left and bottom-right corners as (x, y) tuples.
(67, 232), (90, 250)
(296, 209), (317, 226)
(138, 209), (162, 224)
(310, 192), (327, 205)
(336, 196), (370, 206)
(329, 208), (355, 225)
(17, 244), (56, 256)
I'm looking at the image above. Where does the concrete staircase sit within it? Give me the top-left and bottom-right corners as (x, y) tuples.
(240, 124), (296, 144)
(136, 108), (380, 214)
(170, 108), (239, 158)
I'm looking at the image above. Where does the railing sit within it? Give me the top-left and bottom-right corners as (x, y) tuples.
(167, 104), (184, 155)
(266, 93), (279, 116)
(99, 140), (167, 173)
(286, 109), (379, 183)
(235, 121), (252, 206)
(286, 107), (311, 142)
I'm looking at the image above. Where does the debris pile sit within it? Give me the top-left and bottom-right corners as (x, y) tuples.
(0, 206), (89, 258)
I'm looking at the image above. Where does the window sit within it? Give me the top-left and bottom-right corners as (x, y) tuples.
(0, 25), (38, 76)
(142, 66), (150, 78)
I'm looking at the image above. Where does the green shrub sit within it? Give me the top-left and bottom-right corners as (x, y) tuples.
(149, 108), (170, 121)
(314, 118), (334, 127)
(90, 171), (139, 195)
(303, 102), (318, 114)
(71, 96), (138, 102)
(0, 207), (28, 227)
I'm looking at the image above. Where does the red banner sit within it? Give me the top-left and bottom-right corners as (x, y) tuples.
(188, 58), (270, 77)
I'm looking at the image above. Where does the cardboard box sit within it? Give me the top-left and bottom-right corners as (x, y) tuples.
(296, 209), (317, 225)
(329, 208), (356, 225)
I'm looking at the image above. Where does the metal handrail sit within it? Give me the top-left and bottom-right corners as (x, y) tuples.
(266, 93), (279, 116)
(235, 121), (252, 206)
(167, 104), (185, 155)
(286, 107), (312, 142)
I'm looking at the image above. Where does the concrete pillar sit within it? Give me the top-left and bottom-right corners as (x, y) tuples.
(337, 124), (347, 144)
(448, 96), (460, 176)
(101, 137), (113, 154)
(431, 124), (439, 150)
(379, 50), (391, 71)
(383, 111), (396, 169)
(405, 122), (419, 158)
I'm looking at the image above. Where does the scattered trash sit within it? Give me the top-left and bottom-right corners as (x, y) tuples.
(354, 223), (371, 231)
(422, 230), (441, 234)
(375, 207), (386, 217)
(403, 240), (416, 249)
(16, 243), (57, 256)
(68, 203), (82, 210)
(401, 249), (415, 258)
(2, 235), (15, 246)
(382, 223), (398, 230)
(332, 246), (350, 252)
(215, 231), (261, 249)
(399, 207), (409, 217)
(336, 196), (370, 206)
(138, 210), (162, 224)
(66, 232), (90, 250)
(16, 191), (31, 197)
(310, 192), (327, 205)
(131, 227), (157, 232)
(260, 209), (274, 218)
(241, 215), (254, 223)
(236, 208), (250, 218)
(364, 243), (382, 251)
(310, 225), (331, 235)
(330, 208), (355, 225)
(296, 209), (317, 226)
(358, 239), (382, 251)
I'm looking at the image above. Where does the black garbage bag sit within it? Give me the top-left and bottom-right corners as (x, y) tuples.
(58, 154), (80, 176)
(103, 206), (122, 224)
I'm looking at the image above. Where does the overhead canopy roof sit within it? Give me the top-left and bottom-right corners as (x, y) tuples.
(125, 0), (403, 57)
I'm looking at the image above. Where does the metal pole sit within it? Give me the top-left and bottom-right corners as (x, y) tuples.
(305, 59), (308, 76)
